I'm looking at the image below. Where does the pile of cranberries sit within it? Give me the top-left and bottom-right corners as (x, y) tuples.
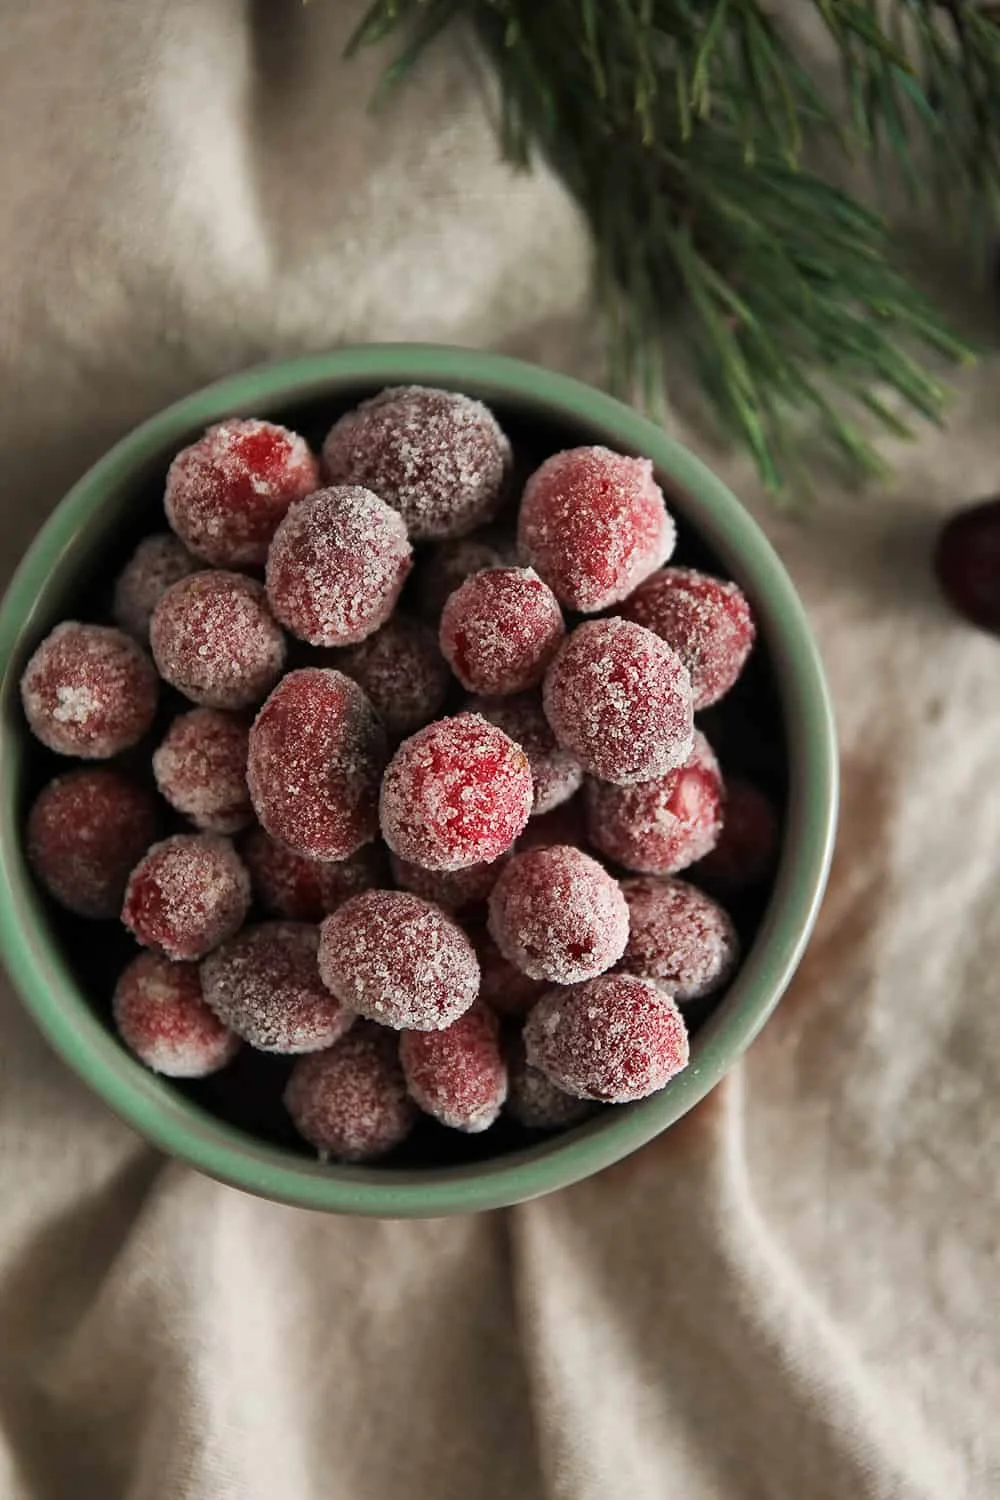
(20, 388), (778, 1165)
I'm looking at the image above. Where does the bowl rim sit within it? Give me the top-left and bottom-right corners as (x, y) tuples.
(0, 344), (837, 1217)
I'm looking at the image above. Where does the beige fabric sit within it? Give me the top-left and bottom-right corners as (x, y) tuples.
(1, 4), (998, 1496)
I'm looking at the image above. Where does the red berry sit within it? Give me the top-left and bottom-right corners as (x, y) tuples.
(518, 446), (675, 612)
(470, 693), (583, 816)
(469, 926), (546, 1018)
(622, 566), (755, 709)
(240, 826), (386, 922)
(201, 921), (354, 1054)
(380, 713), (533, 871)
(524, 973), (689, 1103)
(934, 496), (1000, 635)
(246, 669), (387, 861)
(487, 845), (629, 984)
(336, 614), (449, 739)
(122, 833), (250, 961)
(619, 876), (738, 1003)
(113, 952), (240, 1077)
(506, 1032), (594, 1129)
(284, 1023), (417, 1161)
(543, 618), (694, 785)
(400, 1003), (507, 1133)
(318, 889), (479, 1032)
(322, 386), (511, 540)
(21, 622), (158, 759)
(694, 777), (779, 892)
(439, 567), (565, 695)
(414, 535), (511, 619)
(27, 768), (161, 919)
(153, 708), (252, 834)
(389, 851), (506, 914)
(150, 571), (285, 710)
(585, 730), (723, 875)
(113, 533), (198, 642)
(265, 486), (412, 647)
(165, 419), (319, 567)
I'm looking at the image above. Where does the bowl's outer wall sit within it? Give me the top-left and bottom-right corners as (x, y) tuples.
(0, 346), (837, 1216)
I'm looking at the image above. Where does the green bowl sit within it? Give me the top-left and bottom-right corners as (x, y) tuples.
(0, 346), (837, 1216)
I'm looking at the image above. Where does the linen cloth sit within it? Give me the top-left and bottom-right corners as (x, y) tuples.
(0, 4), (997, 1496)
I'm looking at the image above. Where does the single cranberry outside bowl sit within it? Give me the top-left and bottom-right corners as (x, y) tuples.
(0, 346), (837, 1217)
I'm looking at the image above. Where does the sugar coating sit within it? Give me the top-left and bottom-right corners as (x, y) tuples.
(380, 713), (533, 872)
(524, 973), (690, 1103)
(695, 777), (780, 892)
(619, 876), (739, 1003)
(543, 617), (694, 785)
(400, 1003), (508, 1133)
(165, 418), (319, 567)
(113, 533), (199, 642)
(439, 567), (565, 695)
(284, 1022), (417, 1162)
(21, 622), (158, 759)
(153, 708), (252, 834)
(201, 921), (354, 1054)
(319, 889), (479, 1031)
(322, 386), (511, 540)
(585, 730), (724, 874)
(470, 693), (583, 816)
(518, 445), (675, 612)
(150, 571), (286, 710)
(389, 851), (506, 914)
(469, 926), (546, 1018)
(488, 845), (630, 984)
(336, 614), (449, 739)
(27, 768), (161, 920)
(113, 951), (240, 1078)
(622, 566), (755, 709)
(241, 826), (386, 922)
(505, 1032), (594, 1130)
(265, 486), (412, 648)
(122, 833), (251, 961)
(246, 669), (387, 861)
(414, 535), (511, 619)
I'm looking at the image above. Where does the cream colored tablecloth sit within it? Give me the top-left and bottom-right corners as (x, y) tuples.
(1, 4), (998, 1496)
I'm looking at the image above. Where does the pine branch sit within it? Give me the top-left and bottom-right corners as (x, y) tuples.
(347, 0), (991, 489)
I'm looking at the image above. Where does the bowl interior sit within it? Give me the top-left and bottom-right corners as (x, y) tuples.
(0, 347), (836, 1216)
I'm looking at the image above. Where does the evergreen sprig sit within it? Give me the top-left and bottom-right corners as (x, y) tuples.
(347, 1), (1000, 488)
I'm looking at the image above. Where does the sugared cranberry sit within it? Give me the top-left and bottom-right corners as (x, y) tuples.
(27, 768), (160, 919)
(400, 1003), (507, 1133)
(518, 446), (674, 612)
(620, 876), (738, 1003)
(543, 617), (693, 785)
(113, 533), (198, 642)
(585, 730), (724, 874)
(694, 777), (779, 892)
(470, 693), (582, 816)
(113, 952), (240, 1077)
(505, 1032), (594, 1129)
(122, 833), (250, 961)
(246, 669), (386, 861)
(380, 713), (533, 871)
(622, 566), (755, 709)
(318, 889), (479, 1031)
(322, 386), (511, 540)
(524, 974), (689, 1103)
(284, 1023), (417, 1161)
(165, 419), (319, 567)
(240, 826), (386, 922)
(389, 852), (505, 914)
(336, 614), (448, 738)
(469, 927), (547, 1018)
(201, 921), (353, 1053)
(934, 496), (1000, 635)
(21, 622), (158, 759)
(150, 572), (285, 710)
(265, 486), (412, 647)
(414, 534), (511, 618)
(488, 845), (629, 984)
(153, 708), (252, 834)
(439, 567), (564, 695)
